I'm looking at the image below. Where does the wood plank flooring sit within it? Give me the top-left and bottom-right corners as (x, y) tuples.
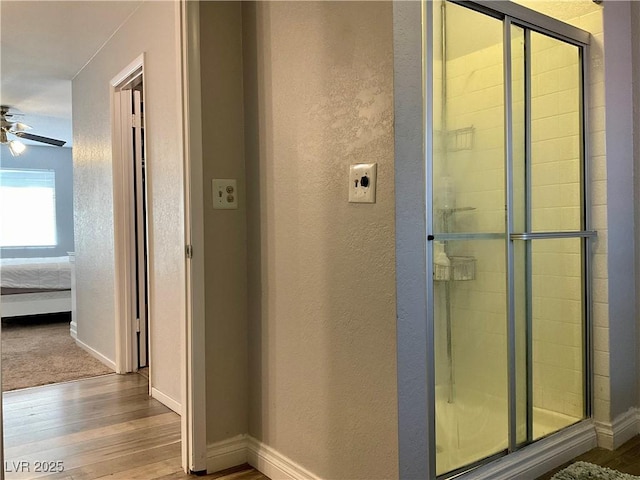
(11, 376), (640, 480)
(2, 373), (268, 480)
(536, 435), (640, 479)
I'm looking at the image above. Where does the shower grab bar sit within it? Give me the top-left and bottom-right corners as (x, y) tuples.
(432, 232), (505, 241)
(429, 231), (597, 242)
(510, 230), (597, 240)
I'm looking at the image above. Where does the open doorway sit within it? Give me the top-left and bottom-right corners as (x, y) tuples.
(113, 63), (150, 377)
(0, 134), (113, 391)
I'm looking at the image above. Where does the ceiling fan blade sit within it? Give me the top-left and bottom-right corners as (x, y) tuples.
(13, 131), (66, 147)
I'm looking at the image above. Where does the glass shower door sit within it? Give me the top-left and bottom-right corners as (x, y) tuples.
(433, 2), (508, 475)
(432, 1), (592, 476)
(511, 30), (589, 444)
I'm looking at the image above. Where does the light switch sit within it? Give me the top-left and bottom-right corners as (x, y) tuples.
(349, 163), (377, 203)
(212, 179), (238, 209)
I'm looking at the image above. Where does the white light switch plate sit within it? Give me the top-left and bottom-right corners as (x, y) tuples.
(212, 179), (238, 209)
(349, 163), (377, 203)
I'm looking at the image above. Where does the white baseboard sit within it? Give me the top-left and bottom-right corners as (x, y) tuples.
(247, 437), (321, 480)
(75, 338), (116, 371)
(595, 408), (639, 450)
(206, 435), (320, 479)
(70, 320), (77, 340)
(151, 387), (182, 415)
(206, 435), (249, 473)
(208, 423), (597, 480)
(458, 420), (597, 480)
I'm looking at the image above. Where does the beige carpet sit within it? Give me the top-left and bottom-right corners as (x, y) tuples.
(2, 314), (114, 391)
(552, 462), (639, 479)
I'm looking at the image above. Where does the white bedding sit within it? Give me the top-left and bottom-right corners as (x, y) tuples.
(1, 256), (71, 290)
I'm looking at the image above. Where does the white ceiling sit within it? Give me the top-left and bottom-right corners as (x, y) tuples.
(1, 1), (142, 147)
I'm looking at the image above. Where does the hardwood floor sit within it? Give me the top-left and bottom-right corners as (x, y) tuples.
(11, 377), (640, 480)
(3, 373), (268, 480)
(536, 435), (640, 479)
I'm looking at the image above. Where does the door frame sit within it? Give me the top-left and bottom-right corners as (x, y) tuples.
(109, 1), (209, 471)
(177, 0), (208, 473)
(111, 54), (148, 377)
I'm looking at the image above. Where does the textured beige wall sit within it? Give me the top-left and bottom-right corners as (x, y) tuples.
(243, 2), (398, 478)
(199, 2), (249, 443)
(73, 1), (184, 406)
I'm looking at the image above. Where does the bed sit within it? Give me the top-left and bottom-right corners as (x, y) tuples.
(1, 256), (72, 318)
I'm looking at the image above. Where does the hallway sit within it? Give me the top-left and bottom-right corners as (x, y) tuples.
(2, 373), (267, 479)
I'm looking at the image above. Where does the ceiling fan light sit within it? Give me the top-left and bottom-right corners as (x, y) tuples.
(8, 140), (26, 156)
(12, 122), (31, 132)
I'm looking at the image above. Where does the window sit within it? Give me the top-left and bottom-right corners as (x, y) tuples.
(0, 168), (57, 247)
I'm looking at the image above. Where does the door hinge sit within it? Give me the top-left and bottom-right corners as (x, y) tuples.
(132, 113), (144, 128)
(135, 317), (141, 333)
(186, 244), (193, 259)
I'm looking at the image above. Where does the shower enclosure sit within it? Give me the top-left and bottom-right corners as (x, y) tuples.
(429, 1), (595, 477)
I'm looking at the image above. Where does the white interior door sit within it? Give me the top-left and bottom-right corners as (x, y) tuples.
(116, 83), (149, 372)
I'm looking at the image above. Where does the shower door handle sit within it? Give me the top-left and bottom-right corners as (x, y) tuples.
(510, 231), (597, 241)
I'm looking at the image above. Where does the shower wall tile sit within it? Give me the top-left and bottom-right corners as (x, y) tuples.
(593, 325), (609, 352)
(590, 106), (606, 132)
(590, 61), (605, 87)
(593, 301), (609, 328)
(590, 130), (606, 156)
(594, 399), (610, 425)
(583, 8), (608, 424)
(564, 393), (583, 417)
(592, 278), (609, 304)
(593, 231), (607, 255)
(534, 92), (561, 118)
(592, 206), (608, 230)
(593, 252), (608, 279)
(576, 10), (603, 34)
(594, 398), (610, 421)
(591, 156), (606, 182)
(594, 350), (610, 377)
(592, 179), (607, 206)
(591, 80), (606, 107)
(594, 374), (610, 401)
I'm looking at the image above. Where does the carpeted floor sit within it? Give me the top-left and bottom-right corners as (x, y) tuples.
(552, 462), (640, 480)
(2, 313), (114, 391)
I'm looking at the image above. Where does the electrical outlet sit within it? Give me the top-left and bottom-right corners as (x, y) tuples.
(348, 163), (377, 203)
(212, 179), (238, 209)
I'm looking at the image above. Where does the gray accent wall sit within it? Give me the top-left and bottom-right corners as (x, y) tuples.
(603, 1), (638, 420)
(0, 144), (74, 258)
(393, 2), (434, 478)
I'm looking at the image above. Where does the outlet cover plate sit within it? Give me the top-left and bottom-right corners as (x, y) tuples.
(212, 179), (238, 209)
(349, 163), (377, 203)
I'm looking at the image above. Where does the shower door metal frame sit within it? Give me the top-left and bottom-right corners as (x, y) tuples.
(502, 9), (594, 454)
(424, 2), (595, 478)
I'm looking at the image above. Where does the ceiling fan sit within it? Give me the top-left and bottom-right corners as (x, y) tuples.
(1, 106), (66, 156)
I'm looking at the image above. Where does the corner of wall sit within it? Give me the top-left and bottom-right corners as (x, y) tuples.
(206, 435), (323, 480)
(594, 408), (639, 450)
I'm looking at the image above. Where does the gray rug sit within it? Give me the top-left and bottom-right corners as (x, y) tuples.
(552, 462), (640, 480)
(2, 314), (114, 391)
